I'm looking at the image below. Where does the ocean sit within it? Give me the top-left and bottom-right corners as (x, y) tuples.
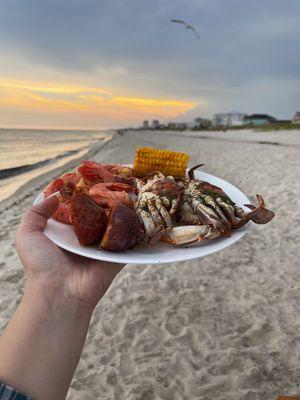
(0, 128), (109, 202)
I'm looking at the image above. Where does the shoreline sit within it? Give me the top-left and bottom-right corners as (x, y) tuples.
(0, 148), (89, 180)
(0, 133), (115, 212)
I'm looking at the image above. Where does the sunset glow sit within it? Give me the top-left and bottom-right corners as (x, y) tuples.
(0, 79), (197, 129)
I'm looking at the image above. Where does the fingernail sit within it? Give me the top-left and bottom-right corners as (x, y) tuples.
(47, 191), (60, 198)
(37, 192), (59, 204)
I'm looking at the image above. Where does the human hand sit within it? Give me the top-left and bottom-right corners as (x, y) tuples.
(16, 195), (124, 314)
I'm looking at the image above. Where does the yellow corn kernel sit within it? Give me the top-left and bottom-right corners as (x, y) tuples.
(133, 147), (189, 178)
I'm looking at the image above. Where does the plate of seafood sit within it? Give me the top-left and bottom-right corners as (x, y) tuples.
(34, 147), (275, 264)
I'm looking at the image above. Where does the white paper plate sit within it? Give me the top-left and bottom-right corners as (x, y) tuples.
(34, 171), (250, 264)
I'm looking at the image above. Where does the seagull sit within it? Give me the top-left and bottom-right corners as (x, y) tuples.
(170, 19), (200, 41)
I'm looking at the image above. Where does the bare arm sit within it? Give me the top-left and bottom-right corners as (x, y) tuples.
(0, 196), (124, 400)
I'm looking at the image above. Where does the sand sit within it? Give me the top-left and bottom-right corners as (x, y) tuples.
(0, 129), (300, 400)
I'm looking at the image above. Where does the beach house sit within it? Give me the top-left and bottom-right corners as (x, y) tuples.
(194, 117), (212, 129)
(243, 114), (276, 126)
(292, 112), (300, 124)
(213, 112), (246, 127)
(167, 122), (188, 130)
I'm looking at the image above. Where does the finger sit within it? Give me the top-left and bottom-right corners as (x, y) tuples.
(19, 195), (59, 234)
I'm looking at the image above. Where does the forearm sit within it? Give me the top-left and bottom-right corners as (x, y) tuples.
(0, 282), (93, 400)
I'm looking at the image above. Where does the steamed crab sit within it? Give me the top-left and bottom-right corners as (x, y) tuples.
(164, 164), (275, 246)
(135, 172), (181, 244)
(135, 165), (275, 247)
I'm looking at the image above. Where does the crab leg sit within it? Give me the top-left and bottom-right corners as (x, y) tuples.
(170, 197), (180, 215)
(136, 198), (165, 246)
(154, 197), (172, 227)
(215, 198), (237, 225)
(203, 195), (232, 231)
(190, 197), (224, 228)
(148, 198), (164, 226)
(161, 196), (170, 208)
(138, 209), (156, 234)
(135, 178), (145, 192)
(188, 164), (205, 180)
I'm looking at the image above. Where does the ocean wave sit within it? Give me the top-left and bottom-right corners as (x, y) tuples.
(0, 148), (86, 180)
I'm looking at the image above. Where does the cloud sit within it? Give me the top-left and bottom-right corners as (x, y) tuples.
(250, 16), (300, 36)
(0, 0), (299, 125)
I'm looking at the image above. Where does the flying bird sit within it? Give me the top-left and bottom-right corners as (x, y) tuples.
(170, 19), (200, 41)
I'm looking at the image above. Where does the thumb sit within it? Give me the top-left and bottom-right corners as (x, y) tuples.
(19, 195), (59, 234)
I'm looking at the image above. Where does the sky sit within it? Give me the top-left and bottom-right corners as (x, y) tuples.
(0, 0), (299, 129)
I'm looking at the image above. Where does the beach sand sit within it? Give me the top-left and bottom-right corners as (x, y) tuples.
(0, 129), (300, 400)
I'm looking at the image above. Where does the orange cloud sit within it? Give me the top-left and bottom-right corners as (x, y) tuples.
(0, 79), (197, 128)
(0, 79), (112, 96)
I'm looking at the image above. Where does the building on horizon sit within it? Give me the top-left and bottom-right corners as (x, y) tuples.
(152, 119), (160, 129)
(292, 112), (300, 124)
(243, 114), (276, 126)
(143, 120), (149, 129)
(167, 122), (188, 130)
(194, 117), (212, 129)
(213, 112), (246, 127)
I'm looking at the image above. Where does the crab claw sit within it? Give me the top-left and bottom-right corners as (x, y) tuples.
(188, 164), (205, 180)
(161, 225), (222, 246)
(244, 194), (275, 224)
(235, 194), (275, 228)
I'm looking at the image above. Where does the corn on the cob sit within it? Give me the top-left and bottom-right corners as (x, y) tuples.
(133, 147), (189, 178)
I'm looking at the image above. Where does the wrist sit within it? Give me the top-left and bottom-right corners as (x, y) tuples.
(0, 278), (93, 400)
(24, 278), (94, 322)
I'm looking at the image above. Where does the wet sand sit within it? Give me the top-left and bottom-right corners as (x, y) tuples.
(0, 129), (299, 400)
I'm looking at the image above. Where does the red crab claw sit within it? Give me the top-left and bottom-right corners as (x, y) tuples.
(44, 178), (64, 197)
(77, 161), (114, 184)
(99, 182), (135, 192)
(89, 183), (136, 209)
